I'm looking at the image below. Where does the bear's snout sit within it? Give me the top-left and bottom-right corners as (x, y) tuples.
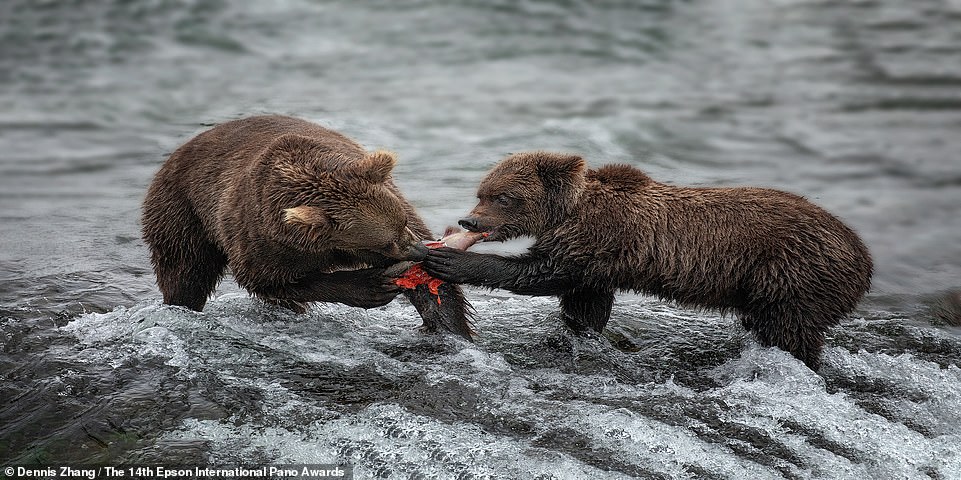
(379, 240), (419, 261)
(458, 217), (481, 232)
(379, 226), (424, 261)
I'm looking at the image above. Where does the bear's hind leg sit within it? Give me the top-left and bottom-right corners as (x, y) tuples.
(560, 288), (615, 333)
(150, 238), (227, 311)
(143, 196), (227, 311)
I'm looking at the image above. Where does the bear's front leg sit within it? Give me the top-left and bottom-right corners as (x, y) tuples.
(247, 267), (403, 310)
(423, 248), (573, 296)
(305, 267), (405, 308)
(560, 288), (615, 333)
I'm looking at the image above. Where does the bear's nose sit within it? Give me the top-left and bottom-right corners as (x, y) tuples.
(458, 217), (479, 232)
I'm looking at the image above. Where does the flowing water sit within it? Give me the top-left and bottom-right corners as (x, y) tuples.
(2, 1), (960, 478)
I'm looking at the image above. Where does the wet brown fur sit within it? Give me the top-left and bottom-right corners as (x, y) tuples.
(424, 151), (874, 369)
(142, 115), (473, 338)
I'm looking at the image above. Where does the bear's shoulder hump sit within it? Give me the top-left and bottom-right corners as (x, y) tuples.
(589, 164), (653, 187)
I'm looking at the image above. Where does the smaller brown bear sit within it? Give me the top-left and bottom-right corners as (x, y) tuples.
(423, 151), (873, 370)
(142, 115), (472, 339)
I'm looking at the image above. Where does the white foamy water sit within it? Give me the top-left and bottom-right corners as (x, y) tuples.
(45, 292), (961, 478)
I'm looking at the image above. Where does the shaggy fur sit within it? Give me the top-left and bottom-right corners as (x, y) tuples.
(142, 115), (473, 339)
(423, 151), (873, 369)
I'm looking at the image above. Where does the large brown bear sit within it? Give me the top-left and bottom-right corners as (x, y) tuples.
(423, 151), (873, 369)
(142, 115), (472, 339)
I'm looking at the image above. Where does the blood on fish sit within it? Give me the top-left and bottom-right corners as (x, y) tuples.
(394, 264), (445, 303)
(393, 230), (488, 305)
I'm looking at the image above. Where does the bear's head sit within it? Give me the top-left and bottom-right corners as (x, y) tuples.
(459, 151), (586, 241)
(264, 134), (419, 260)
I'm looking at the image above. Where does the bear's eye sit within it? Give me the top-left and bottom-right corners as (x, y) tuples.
(494, 194), (514, 208)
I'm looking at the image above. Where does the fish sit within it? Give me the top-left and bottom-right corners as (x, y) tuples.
(394, 229), (488, 302)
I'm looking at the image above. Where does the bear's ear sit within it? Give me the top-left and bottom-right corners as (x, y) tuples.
(282, 205), (328, 229)
(346, 150), (396, 184)
(535, 153), (587, 184)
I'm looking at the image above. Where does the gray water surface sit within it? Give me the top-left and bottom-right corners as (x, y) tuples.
(2, 1), (960, 478)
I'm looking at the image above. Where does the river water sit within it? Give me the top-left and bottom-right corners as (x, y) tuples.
(2, 1), (960, 478)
